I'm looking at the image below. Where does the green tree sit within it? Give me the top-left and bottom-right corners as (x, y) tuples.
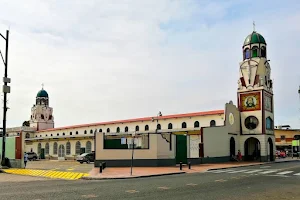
(22, 120), (30, 127)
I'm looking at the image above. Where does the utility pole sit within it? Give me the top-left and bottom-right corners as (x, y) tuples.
(0, 30), (11, 167)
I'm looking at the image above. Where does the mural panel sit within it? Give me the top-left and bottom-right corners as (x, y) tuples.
(240, 92), (261, 112)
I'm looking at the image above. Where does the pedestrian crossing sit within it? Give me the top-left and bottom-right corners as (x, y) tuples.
(207, 169), (300, 177)
(2, 169), (89, 180)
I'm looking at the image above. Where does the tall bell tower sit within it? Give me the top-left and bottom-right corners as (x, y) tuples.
(29, 85), (54, 131)
(237, 25), (275, 162)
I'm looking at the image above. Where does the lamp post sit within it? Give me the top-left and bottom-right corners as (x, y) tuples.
(130, 131), (136, 176)
(0, 30), (10, 167)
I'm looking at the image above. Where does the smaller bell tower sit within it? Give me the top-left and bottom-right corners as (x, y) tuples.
(29, 84), (54, 131)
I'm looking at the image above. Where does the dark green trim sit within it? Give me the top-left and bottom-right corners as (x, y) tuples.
(201, 156), (231, 164)
(94, 158), (176, 167)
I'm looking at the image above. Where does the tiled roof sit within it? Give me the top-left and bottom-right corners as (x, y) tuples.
(37, 109), (224, 133)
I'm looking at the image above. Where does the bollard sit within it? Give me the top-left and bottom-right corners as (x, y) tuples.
(179, 161), (182, 170)
(99, 163), (103, 173)
(188, 162), (191, 169)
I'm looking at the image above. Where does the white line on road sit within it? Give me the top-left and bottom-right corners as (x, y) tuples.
(293, 173), (300, 176)
(276, 171), (294, 175)
(210, 170), (234, 173)
(227, 170), (248, 173)
(259, 170), (278, 174)
(244, 170), (264, 173)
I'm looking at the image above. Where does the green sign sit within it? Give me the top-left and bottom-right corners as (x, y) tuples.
(292, 140), (299, 146)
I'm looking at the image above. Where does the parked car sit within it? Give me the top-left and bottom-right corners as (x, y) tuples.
(27, 152), (38, 161)
(76, 152), (95, 164)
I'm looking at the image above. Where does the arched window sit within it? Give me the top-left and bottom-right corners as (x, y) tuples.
(106, 128), (110, 133)
(261, 46), (266, 57)
(84, 130), (87, 134)
(86, 141), (92, 153)
(157, 124), (161, 130)
(168, 123), (173, 129)
(76, 131), (78, 135)
(45, 143), (49, 155)
(70, 132), (72, 135)
(135, 126), (139, 131)
(37, 143), (42, 156)
(25, 133), (30, 138)
(51, 134), (53, 136)
(66, 142), (71, 155)
(99, 129), (102, 132)
(63, 133), (65, 136)
(182, 122), (187, 128)
(210, 120), (216, 127)
(116, 127), (120, 133)
(57, 133), (59, 136)
(266, 117), (273, 130)
(194, 121), (200, 128)
(41, 114), (44, 119)
(145, 125), (149, 131)
(125, 126), (129, 132)
(75, 141), (81, 155)
(53, 142), (58, 155)
(90, 129), (93, 134)
(244, 48), (250, 59)
(252, 46), (258, 57)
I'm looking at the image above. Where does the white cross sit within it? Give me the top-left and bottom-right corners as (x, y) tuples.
(41, 83), (44, 89)
(253, 21), (256, 31)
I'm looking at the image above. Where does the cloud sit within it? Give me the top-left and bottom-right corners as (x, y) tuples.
(0, 0), (299, 128)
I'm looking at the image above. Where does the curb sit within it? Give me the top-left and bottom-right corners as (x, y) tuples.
(207, 159), (300, 171)
(80, 171), (186, 180)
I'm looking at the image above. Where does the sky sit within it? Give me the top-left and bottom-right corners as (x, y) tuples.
(0, 0), (299, 128)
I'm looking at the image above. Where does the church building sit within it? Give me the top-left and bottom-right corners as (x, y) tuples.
(6, 29), (276, 167)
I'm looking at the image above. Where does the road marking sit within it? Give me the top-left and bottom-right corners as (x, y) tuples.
(260, 166), (271, 168)
(293, 173), (300, 176)
(186, 183), (198, 186)
(266, 175), (290, 178)
(228, 170), (248, 173)
(231, 177), (240, 179)
(81, 194), (98, 198)
(67, 168), (74, 171)
(277, 171), (294, 175)
(3, 169), (89, 180)
(215, 179), (227, 182)
(244, 170), (263, 173)
(125, 190), (139, 194)
(158, 187), (170, 190)
(259, 170), (278, 174)
(210, 170), (233, 173)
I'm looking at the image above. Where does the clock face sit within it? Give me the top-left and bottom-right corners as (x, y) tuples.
(240, 92), (261, 112)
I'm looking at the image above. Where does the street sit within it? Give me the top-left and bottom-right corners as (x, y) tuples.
(0, 161), (300, 200)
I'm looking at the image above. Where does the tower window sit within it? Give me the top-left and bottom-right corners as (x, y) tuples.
(244, 48), (250, 59)
(266, 117), (273, 130)
(252, 46), (258, 57)
(261, 46), (266, 57)
(245, 116), (259, 130)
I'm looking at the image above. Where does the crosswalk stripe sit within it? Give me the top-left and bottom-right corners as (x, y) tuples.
(210, 170), (234, 173)
(277, 171), (294, 175)
(244, 170), (263, 173)
(259, 170), (278, 174)
(228, 170), (248, 173)
(293, 173), (300, 176)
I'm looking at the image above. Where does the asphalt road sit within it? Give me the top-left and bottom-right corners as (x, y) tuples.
(1, 161), (300, 200)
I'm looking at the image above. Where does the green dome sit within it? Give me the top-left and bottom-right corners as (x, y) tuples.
(243, 31), (266, 46)
(36, 89), (48, 98)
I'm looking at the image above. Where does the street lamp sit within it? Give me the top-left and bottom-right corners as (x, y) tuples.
(0, 30), (10, 167)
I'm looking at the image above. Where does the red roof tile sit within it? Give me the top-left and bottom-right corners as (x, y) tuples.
(37, 109), (224, 132)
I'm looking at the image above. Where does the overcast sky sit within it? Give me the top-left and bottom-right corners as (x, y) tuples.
(0, 0), (299, 128)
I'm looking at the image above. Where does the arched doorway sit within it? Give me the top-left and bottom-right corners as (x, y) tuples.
(268, 138), (274, 161)
(230, 137), (235, 157)
(244, 137), (260, 161)
(58, 144), (65, 158)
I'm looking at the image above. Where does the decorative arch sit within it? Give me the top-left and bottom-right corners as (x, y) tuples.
(53, 142), (58, 155)
(182, 122), (187, 129)
(210, 120), (216, 127)
(252, 46), (258, 57)
(86, 141), (92, 153)
(194, 121), (200, 128)
(145, 125), (149, 131)
(66, 142), (71, 155)
(45, 143), (49, 155)
(75, 141), (81, 155)
(157, 124), (161, 130)
(25, 133), (30, 138)
(244, 137), (260, 161)
(168, 123), (173, 129)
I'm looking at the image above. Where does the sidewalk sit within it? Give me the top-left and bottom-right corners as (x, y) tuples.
(83, 161), (260, 180)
